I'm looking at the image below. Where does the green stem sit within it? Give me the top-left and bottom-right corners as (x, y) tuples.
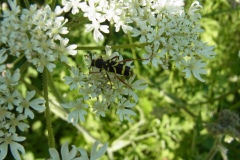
(51, 0), (56, 11)
(23, 0), (30, 9)
(190, 128), (197, 156)
(127, 32), (140, 77)
(77, 42), (151, 51)
(204, 135), (223, 160)
(12, 54), (25, 66)
(43, 68), (55, 148)
(19, 61), (30, 74)
(47, 70), (65, 104)
(219, 145), (228, 160)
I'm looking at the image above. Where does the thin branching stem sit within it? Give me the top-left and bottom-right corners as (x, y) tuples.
(204, 135), (223, 160)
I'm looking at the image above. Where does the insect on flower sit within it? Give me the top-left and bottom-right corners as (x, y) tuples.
(86, 52), (133, 89)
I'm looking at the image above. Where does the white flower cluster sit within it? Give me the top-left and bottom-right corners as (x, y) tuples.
(63, 51), (148, 124)
(48, 141), (108, 160)
(62, 0), (134, 42)
(0, 0), (77, 73)
(0, 0), (73, 159)
(0, 69), (46, 160)
(0, 0), (216, 158)
(62, 0), (215, 82)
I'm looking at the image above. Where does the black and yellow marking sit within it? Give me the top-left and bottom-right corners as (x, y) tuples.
(91, 56), (133, 76)
(87, 54), (133, 89)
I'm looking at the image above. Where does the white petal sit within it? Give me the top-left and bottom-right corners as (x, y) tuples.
(49, 148), (60, 160)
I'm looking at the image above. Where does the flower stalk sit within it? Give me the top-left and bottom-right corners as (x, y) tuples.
(43, 68), (55, 148)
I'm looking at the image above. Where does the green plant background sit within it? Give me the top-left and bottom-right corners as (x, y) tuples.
(2, 0), (240, 159)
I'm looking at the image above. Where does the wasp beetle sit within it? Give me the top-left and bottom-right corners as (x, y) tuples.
(86, 52), (133, 89)
(91, 56), (133, 76)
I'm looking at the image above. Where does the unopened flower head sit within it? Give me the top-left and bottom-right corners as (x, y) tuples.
(207, 109), (240, 138)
